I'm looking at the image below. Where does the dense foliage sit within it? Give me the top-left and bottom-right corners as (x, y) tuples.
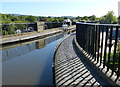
(1, 11), (118, 24)
(100, 11), (118, 24)
(0, 11), (119, 35)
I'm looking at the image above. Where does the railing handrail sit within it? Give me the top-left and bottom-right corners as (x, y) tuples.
(76, 22), (120, 27)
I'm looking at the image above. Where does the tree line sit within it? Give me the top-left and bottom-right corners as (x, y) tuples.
(1, 11), (118, 24)
(0, 11), (119, 35)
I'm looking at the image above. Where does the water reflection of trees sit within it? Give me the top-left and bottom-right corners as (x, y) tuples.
(2, 33), (64, 62)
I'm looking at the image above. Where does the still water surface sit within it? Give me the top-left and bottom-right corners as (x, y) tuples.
(2, 33), (66, 85)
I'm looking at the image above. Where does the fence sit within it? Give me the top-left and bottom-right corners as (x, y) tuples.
(76, 23), (120, 80)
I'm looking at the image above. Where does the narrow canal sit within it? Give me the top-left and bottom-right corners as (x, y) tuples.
(2, 32), (68, 85)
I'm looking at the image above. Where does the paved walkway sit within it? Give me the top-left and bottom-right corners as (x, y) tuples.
(54, 35), (109, 87)
(1, 29), (62, 44)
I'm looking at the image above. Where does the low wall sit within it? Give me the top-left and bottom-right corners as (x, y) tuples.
(1, 29), (62, 44)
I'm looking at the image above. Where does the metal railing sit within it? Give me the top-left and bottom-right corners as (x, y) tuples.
(76, 23), (120, 80)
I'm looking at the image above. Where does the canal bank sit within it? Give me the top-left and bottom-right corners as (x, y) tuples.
(1, 26), (76, 45)
(1, 28), (62, 44)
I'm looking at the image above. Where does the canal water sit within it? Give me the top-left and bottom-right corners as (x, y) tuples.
(2, 33), (67, 85)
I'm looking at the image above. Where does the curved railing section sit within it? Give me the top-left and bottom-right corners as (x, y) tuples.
(76, 23), (120, 85)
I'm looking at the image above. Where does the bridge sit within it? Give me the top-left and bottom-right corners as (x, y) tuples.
(53, 23), (120, 86)
(1, 23), (120, 86)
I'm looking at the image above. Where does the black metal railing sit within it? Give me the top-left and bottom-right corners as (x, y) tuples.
(76, 23), (120, 79)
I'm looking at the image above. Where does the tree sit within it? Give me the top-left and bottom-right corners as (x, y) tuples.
(14, 24), (28, 31)
(2, 30), (8, 35)
(57, 17), (64, 22)
(64, 17), (68, 19)
(11, 16), (19, 21)
(82, 16), (89, 21)
(18, 15), (27, 22)
(52, 19), (59, 22)
(45, 18), (54, 22)
(38, 16), (46, 21)
(76, 16), (80, 19)
(88, 15), (96, 21)
(100, 11), (118, 24)
(2, 14), (11, 24)
(4, 24), (15, 35)
(25, 16), (37, 22)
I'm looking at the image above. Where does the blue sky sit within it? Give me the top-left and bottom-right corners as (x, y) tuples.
(1, 0), (119, 17)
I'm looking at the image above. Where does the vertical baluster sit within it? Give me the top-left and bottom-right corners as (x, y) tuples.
(97, 25), (100, 63)
(94, 25), (97, 61)
(89, 25), (91, 54)
(85, 24), (88, 53)
(107, 26), (113, 71)
(112, 26), (119, 73)
(103, 26), (109, 68)
(100, 25), (104, 65)
(92, 25), (95, 58)
(91, 25), (94, 56)
(92, 25), (95, 59)
(87, 25), (90, 54)
(86, 25), (88, 53)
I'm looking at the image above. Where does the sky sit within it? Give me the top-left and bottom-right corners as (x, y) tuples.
(1, 0), (120, 17)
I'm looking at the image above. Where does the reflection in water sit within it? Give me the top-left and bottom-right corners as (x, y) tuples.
(36, 40), (46, 49)
(2, 33), (64, 62)
(2, 32), (71, 85)
(2, 43), (36, 62)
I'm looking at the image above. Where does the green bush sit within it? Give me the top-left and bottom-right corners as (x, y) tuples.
(14, 24), (28, 31)
(2, 30), (8, 35)
(3, 24), (15, 35)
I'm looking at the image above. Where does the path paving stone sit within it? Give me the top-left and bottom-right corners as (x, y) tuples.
(54, 35), (109, 86)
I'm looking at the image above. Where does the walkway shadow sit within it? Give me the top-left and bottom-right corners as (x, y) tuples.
(72, 38), (117, 87)
(54, 36), (103, 87)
